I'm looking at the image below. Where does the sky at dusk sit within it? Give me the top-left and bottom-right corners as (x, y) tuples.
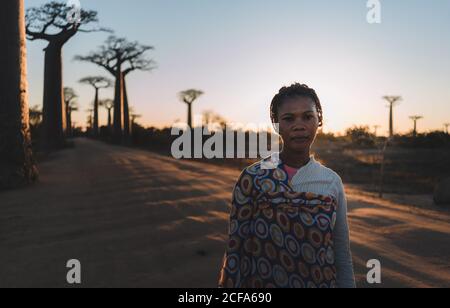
(24, 0), (450, 135)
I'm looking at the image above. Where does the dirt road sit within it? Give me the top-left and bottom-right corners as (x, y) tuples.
(1, 138), (449, 287)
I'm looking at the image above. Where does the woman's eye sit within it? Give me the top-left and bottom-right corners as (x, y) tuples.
(283, 117), (293, 122)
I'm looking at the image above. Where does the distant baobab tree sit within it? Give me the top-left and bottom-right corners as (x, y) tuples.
(63, 87), (78, 137)
(86, 108), (94, 131)
(130, 113), (142, 135)
(25, 1), (108, 150)
(79, 76), (112, 137)
(373, 125), (381, 137)
(179, 89), (204, 128)
(203, 110), (227, 130)
(409, 115), (423, 137)
(29, 105), (43, 128)
(100, 99), (114, 131)
(444, 123), (450, 135)
(0, 0), (38, 189)
(75, 36), (156, 143)
(382, 96), (402, 138)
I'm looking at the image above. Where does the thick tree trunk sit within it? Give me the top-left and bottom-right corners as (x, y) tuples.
(42, 43), (66, 150)
(187, 103), (193, 128)
(107, 108), (112, 131)
(113, 70), (124, 143)
(65, 103), (72, 137)
(68, 111), (72, 137)
(389, 104), (393, 138)
(123, 76), (130, 138)
(0, 0), (38, 189)
(93, 87), (99, 137)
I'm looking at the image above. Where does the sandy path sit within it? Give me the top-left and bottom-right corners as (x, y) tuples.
(0, 138), (449, 287)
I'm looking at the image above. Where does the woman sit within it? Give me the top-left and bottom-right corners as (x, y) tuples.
(218, 83), (355, 288)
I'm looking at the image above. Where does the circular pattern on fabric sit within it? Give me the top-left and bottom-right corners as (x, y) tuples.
(226, 254), (239, 274)
(246, 164), (259, 175)
(244, 238), (254, 254)
(316, 213), (331, 231)
(317, 247), (327, 267)
(273, 265), (289, 287)
(323, 266), (335, 282)
(227, 236), (241, 253)
(253, 238), (263, 256)
(273, 168), (287, 182)
(276, 211), (291, 233)
(326, 246), (335, 265)
(257, 258), (272, 280)
(257, 168), (269, 177)
(298, 261), (310, 278)
(240, 174), (253, 196)
(307, 227), (324, 249)
(230, 204), (237, 217)
(234, 187), (250, 205)
(254, 218), (269, 239)
(289, 274), (305, 288)
(265, 242), (278, 260)
(263, 208), (274, 220)
(279, 250), (295, 272)
(286, 208), (299, 219)
(311, 265), (324, 285)
(305, 192), (318, 200)
(241, 256), (251, 277)
(260, 179), (276, 193)
(285, 191), (301, 199)
(229, 219), (238, 235)
(299, 210), (314, 226)
(285, 234), (300, 258)
(251, 277), (264, 288)
(301, 243), (316, 265)
(258, 202), (271, 210)
(293, 222), (305, 240)
(269, 224), (284, 248)
(238, 221), (251, 238)
(324, 231), (333, 246)
(225, 278), (234, 288)
(237, 204), (252, 221)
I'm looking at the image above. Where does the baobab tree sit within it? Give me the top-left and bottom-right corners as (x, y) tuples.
(63, 87), (78, 137)
(409, 115), (423, 137)
(86, 108), (94, 133)
(75, 36), (156, 143)
(382, 96), (402, 138)
(29, 105), (43, 128)
(373, 125), (381, 137)
(26, 1), (107, 149)
(100, 99), (114, 131)
(179, 89), (204, 128)
(79, 76), (112, 137)
(130, 113), (142, 135)
(0, 0), (38, 189)
(444, 123), (449, 135)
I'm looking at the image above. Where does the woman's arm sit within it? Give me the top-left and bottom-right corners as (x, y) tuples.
(333, 177), (356, 288)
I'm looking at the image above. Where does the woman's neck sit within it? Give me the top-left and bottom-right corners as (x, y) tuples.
(280, 148), (311, 169)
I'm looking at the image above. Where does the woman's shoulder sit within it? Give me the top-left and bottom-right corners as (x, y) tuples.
(310, 158), (343, 185)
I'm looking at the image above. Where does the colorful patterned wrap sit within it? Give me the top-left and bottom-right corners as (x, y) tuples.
(218, 159), (338, 288)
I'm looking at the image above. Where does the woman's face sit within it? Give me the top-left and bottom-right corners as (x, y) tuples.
(276, 96), (320, 153)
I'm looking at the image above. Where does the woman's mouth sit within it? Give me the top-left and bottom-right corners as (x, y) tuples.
(290, 136), (310, 143)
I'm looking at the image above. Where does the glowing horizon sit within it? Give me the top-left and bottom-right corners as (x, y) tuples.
(25, 0), (450, 136)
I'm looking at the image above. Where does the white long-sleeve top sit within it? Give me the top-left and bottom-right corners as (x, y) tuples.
(287, 156), (356, 288)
